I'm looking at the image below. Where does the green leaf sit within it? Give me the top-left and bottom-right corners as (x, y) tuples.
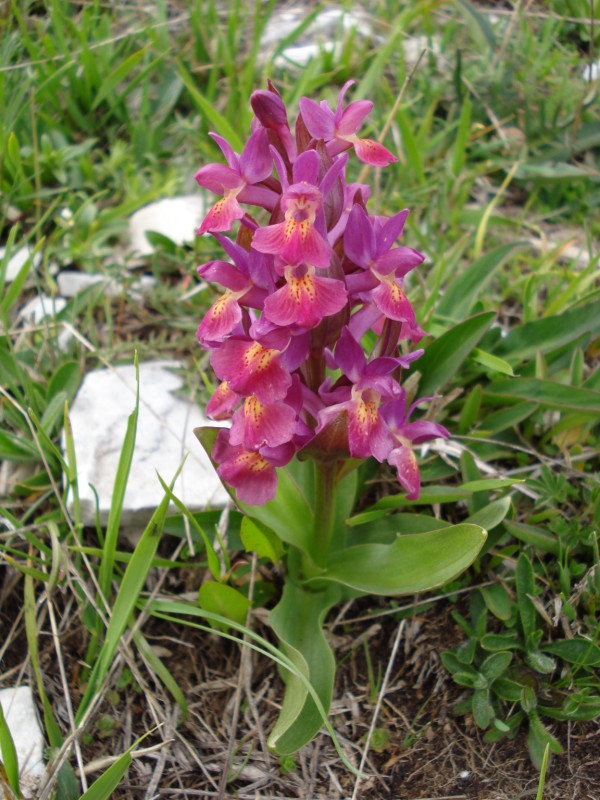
(465, 496), (512, 531)
(472, 688), (494, 728)
(268, 582), (341, 756)
(437, 243), (526, 321)
(0, 704), (20, 797)
(78, 731), (152, 800)
(92, 47), (149, 110)
(177, 62), (244, 151)
(461, 478), (520, 492)
(485, 378), (600, 413)
(480, 651), (512, 683)
(76, 463), (178, 724)
(47, 361), (81, 405)
(479, 402), (538, 434)
(542, 639), (600, 667)
(492, 301), (600, 364)
(527, 711), (563, 770)
(308, 524), (486, 596)
(457, 0), (497, 50)
(504, 520), (559, 555)
(481, 582), (513, 621)
(417, 312), (496, 396)
(516, 553), (537, 641)
(199, 582), (251, 630)
(471, 348), (514, 376)
(241, 516), (283, 563)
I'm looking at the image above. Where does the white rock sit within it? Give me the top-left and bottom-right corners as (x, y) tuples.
(18, 295), (67, 324)
(65, 362), (229, 526)
(263, 6), (372, 68)
(56, 271), (156, 299)
(128, 196), (205, 256)
(583, 58), (600, 82)
(0, 687), (45, 799)
(0, 245), (41, 283)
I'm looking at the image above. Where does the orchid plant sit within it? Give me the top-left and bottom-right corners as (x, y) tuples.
(193, 81), (487, 755)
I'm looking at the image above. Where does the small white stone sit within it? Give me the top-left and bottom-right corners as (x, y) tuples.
(18, 295), (67, 324)
(0, 686), (46, 799)
(583, 58), (600, 82)
(65, 362), (230, 526)
(128, 195), (205, 256)
(56, 271), (156, 299)
(0, 245), (41, 283)
(459, 769), (471, 780)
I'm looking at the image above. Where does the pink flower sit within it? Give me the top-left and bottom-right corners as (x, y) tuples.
(299, 80), (397, 167)
(263, 264), (347, 329)
(195, 129), (277, 235)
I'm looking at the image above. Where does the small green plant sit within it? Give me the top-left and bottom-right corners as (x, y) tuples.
(442, 553), (600, 767)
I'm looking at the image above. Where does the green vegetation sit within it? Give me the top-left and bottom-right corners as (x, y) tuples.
(1, 1), (598, 797)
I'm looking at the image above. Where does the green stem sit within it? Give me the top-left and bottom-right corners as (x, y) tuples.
(312, 460), (337, 567)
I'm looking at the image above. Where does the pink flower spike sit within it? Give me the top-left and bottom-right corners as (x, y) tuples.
(210, 338), (292, 403)
(263, 265), (347, 329)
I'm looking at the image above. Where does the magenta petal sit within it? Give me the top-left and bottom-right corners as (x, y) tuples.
(197, 293), (242, 344)
(376, 246), (424, 277)
(208, 133), (239, 168)
(371, 280), (416, 323)
(292, 149), (320, 184)
(195, 163), (242, 193)
(378, 209), (410, 253)
(239, 128), (273, 184)
(198, 193), (244, 234)
(206, 381), (241, 420)
(334, 327), (366, 383)
(347, 394), (392, 461)
(211, 339), (291, 402)
(264, 271), (347, 328)
(229, 395), (297, 449)
(387, 444), (420, 499)
(299, 97), (336, 140)
(251, 221), (287, 256)
(401, 420), (450, 444)
(198, 260), (248, 291)
(338, 100), (373, 135)
(217, 447), (278, 505)
(344, 204), (375, 267)
(353, 138), (397, 167)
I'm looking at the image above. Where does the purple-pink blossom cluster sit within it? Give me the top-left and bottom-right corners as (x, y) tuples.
(195, 81), (448, 505)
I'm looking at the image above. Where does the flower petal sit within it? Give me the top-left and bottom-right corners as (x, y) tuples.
(198, 192), (244, 235)
(263, 269), (347, 328)
(299, 97), (336, 140)
(197, 292), (243, 345)
(338, 99), (373, 135)
(352, 137), (397, 167)
(229, 395), (297, 449)
(387, 444), (420, 499)
(211, 338), (291, 402)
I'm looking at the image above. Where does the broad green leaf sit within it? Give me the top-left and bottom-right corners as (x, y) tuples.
(542, 638), (600, 667)
(437, 243), (525, 320)
(0, 431), (39, 462)
(486, 378), (600, 413)
(504, 520), (559, 555)
(451, 95), (472, 178)
(267, 582), (340, 756)
(461, 478), (520, 492)
(309, 524), (486, 596)
(492, 301), (600, 364)
(47, 360), (81, 405)
(471, 348), (514, 376)
(481, 582), (513, 621)
(527, 711), (563, 770)
(465, 496), (511, 531)
(480, 651), (512, 683)
(417, 312), (496, 396)
(199, 582), (250, 630)
(472, 688), (493, 728)
(479, 402), (538, 434)
(241, 516), (283, 563)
